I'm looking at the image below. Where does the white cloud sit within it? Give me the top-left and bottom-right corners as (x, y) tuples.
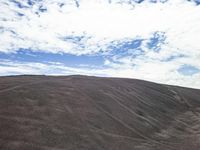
(0, 0), (200, 88)
(1, 0), (200, 54)
(0, 59), (108, 76)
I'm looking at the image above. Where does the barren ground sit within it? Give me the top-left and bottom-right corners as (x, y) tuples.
(0, 75), (200, 150)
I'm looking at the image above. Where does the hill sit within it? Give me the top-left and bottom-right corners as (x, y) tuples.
(0, 75), (200, 150)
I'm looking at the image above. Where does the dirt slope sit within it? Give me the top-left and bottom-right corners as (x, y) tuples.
(0, 75), (200, 150)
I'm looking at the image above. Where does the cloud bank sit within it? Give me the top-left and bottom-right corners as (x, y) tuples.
(0, 0), (200, 88)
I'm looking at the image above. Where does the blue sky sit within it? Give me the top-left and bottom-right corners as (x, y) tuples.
(0, 0), (200, 88)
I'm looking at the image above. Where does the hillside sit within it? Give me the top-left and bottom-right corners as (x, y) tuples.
(0, 75), (200, 150)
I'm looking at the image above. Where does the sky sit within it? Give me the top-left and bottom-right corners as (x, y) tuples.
(0, 0), (200, 88)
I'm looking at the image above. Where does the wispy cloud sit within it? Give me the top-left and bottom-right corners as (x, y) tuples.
(1, 0), (200, 54)
(0, 0), (200, 88)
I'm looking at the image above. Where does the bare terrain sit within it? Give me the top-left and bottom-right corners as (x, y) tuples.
(0, 75), (200, 150)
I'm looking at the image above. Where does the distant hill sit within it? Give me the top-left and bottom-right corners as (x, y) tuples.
(0, 75), (200, 150)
